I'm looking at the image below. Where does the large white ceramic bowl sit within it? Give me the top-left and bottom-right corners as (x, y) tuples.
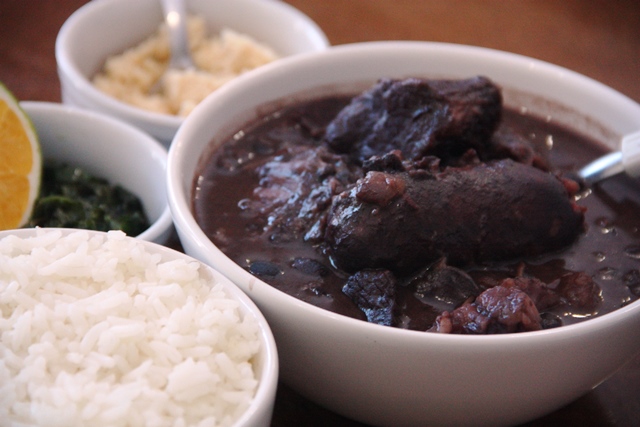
(0, 227), (279, 427)
(55, 0), (329, 147)
(166, 42), (640, 427)
(21, 101), (173, 243)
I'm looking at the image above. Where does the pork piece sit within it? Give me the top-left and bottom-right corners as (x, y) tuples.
(430, 271), (601, 334)
(238, 145), (357, 243)
(324, 76), (502, 164)
(343, 269), (397, 326)
(430, 286), (542, 334)
(488, 127), (551, 171)
(409, 258), (481, 307)
(501, 272), (601, 314)
(499, 276), (561, 311)
(324, 157), (585, 275)
(555, 272), (602, 313)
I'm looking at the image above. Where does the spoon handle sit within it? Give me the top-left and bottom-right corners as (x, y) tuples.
(622, 130), (640, 178)
(579, 151), (624, 184)
(579, 130), (640, 184)
(161, 0), (195, 70)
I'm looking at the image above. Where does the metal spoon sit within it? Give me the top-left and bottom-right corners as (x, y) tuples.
(162, 0), (196, 72)
(578, 130), (640, 184)
(150, 0), (195, 93)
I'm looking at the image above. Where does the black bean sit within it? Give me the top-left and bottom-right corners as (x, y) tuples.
(291, 257), (330, 277)
(249, 261), (281, 277)
(540, 312), (563, 329)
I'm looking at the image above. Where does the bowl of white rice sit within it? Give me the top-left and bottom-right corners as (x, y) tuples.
(55, 0), (329, 146)
(0, 228), (278, 427)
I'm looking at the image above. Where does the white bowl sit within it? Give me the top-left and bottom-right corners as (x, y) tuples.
(55, 0), (330, 147)
(0, 227), (279, 427)
(21, 101), (173, 243)
(166, 42), (640, 427)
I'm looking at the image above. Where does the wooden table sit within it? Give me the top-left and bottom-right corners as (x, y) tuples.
(2, 1), (639, 425)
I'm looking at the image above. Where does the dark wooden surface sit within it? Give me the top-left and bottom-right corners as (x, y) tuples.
(2, 1), (639, 426)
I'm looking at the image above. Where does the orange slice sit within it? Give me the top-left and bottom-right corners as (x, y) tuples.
(0, 82), (41, 230)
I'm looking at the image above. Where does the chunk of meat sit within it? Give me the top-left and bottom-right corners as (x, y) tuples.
(499, 276), (561, 311)
(239, 145), (358, 243)
(500, 272), (601, 315)
(555, 271), (602, 313)
(488, 127), (551, 170)
(324, 76), (502, 163)
(325, 158), (585, 275)
(430, 272), (602, 334)
(410, 258), (481, 307)
(343, 269), (397, 326)
(430, 285), (542, 334)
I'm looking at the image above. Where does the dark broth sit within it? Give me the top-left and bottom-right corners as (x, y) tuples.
(193, 94), (640, 331)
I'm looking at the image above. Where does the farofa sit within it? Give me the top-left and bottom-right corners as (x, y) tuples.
(92, 16), (279, 116)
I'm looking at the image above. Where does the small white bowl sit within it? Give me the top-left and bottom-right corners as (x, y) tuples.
(55, 0), (330, 146)
(167, 42), (640, 427)
(0, 227), (279, 427)
(20, 101), (173, 243)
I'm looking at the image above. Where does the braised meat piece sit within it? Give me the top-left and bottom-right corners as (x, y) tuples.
(325, 157), (585, 275)
(324, 76), (502, 164)
(499, 276), (561, 311)
(430, 286), (542, 334)
(409, 258), (481, 308)
(239, 145), (357, 243)
(430, 271), (602, 334)
(343, 269), (397, 326)
(555, 272), (602, 313)
(500, 272), (601, 314)
(488, 127), (551, 171)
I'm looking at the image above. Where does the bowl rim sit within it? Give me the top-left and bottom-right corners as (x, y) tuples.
(20, 100), (174, 243)
(0, 227), (279, 426)
(54, 0), (330, 128)
(167, 40), (640, 345)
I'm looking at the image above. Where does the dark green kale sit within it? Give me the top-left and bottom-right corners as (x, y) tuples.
(27, 161), (150, 236)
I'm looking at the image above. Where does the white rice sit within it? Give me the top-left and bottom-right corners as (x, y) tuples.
(0, 229), (261, 427)
(92, 16), (279, 117)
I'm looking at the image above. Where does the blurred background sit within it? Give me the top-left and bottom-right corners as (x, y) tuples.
(1, 0), (639, 104)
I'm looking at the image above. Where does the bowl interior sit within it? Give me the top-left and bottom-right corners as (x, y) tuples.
(21, 101), (173, 243)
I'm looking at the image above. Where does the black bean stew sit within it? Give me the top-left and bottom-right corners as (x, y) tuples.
(193, 77), (640, 334)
